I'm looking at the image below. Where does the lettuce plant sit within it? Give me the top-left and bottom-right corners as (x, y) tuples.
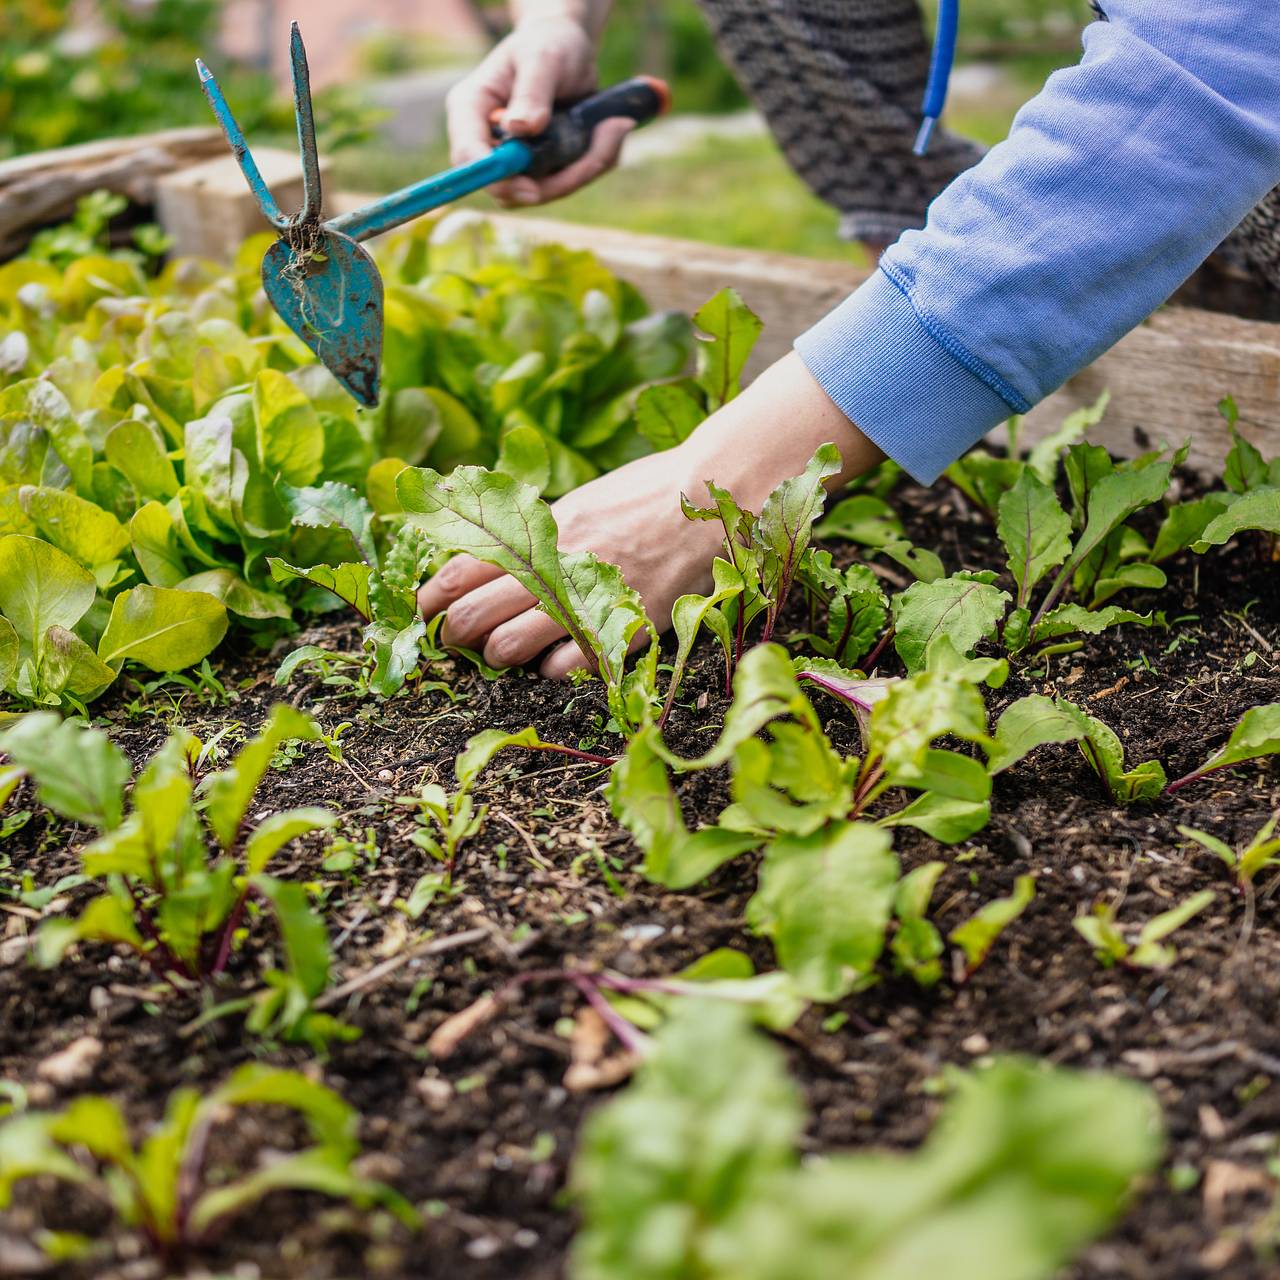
(0, 708), (338, 1035)
(0, 1065), (415, 1264)
(0, 209), (691, 698)
(572, 1002), (1162, 1280)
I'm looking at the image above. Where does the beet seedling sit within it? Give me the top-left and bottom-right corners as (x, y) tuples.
(949, 874), (1036, 981)
(0, 708), (337, 1025)
(1179, 816), (1280, 889)
(0, 1065), (416, 1265)
(1167, 703), (1280, 793)
(1190, 397), (1280, 557)
(1074, 889), (1215, 969)
(572, 1002), (1162, 1280)
(891, 441), (1183, 672)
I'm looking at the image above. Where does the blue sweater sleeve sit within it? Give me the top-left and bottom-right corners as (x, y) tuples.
(795, 1), (1280, 484)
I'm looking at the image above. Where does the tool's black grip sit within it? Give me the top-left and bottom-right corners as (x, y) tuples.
(495, 77), (671, 180)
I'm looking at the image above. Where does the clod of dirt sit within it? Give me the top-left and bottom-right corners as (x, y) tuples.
(35, 1035), (102, 1087)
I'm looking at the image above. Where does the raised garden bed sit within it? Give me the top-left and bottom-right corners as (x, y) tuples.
(0, 160), (1279, 1279)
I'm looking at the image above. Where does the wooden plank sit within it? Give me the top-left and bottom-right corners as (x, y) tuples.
(0, 128), (227, 261)
(155, 146), (330, 262)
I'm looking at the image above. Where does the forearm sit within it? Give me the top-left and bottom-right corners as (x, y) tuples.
(798, 0), (1280, 483)
(678, 353), (884, 509)
(511, 0), (611, 40)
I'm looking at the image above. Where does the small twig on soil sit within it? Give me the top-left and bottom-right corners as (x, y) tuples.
(1233, 613), (1275, 654)
(495, 810), (550, 868)
(313, 926), (490, 1010)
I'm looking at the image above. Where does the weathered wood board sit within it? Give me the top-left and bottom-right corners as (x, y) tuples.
(0, 127), (227, 261)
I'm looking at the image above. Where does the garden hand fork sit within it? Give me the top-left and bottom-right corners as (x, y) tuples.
(197, 22), (669, 407)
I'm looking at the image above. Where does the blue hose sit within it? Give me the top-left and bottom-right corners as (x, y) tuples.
(914, 0), (960, 156)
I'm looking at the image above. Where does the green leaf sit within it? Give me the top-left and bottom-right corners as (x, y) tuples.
(1131, 890), (1215, 969)
(178, 570), (291, 621)
(495, 423), (552, 492)
(1224, 424), (1269, 494)
(748, 821), (898, 1001)
(36, 894), (144, 968)
(97, 585), (228, 672)
(880, 791), (990, 843)
(268, 558), (372, 622)
(38, 625), (118, 700)
(814, 494), (904, 548)
(666, 559), (745, 707)
(191, 1144), (415, 1237)
(1060, 701), (1167, 804)
(281, 481), (378, 566)
(454, 725), (550, 791)
(398, 465), (654, 725)
(0, 713), (129, 829)
(1089, 563), (1166, 608)
(949, 874), (1036, 975)
(0, 534), (96, 657)
(104, 418), (179, 502)
(20, 486), (129, 569)
(253, 876), (331, 999)
(1149, 496), (1229, 563)
(1178, 703), (1280, 788)
(877, 539), (945, 583)
(254, 368), (324, 487)
(996, 469), (1071, 607)
(609, 726), (761, 889)
(635, 382), (705, 452)
(572, 1002), (802, 1280)
(245, 808), (336, 878)
(1194, 487), (1280, 549)
(892, 574), (1011, 674)
(756, 444), (842, 612)
(129, 501), (188, 588)
(987, 695), (1086, 774)
(204, 706), (321, 849)
(1031, 603), (1151, 644)
(692, 288), (763, 409)
(1065, 459), (1173, 577)
(366, 618), (428, 696)
(892, 861), (945, 986)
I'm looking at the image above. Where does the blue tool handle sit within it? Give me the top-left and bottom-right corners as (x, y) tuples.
(499, 76), (672, 179)
(328, 76), (670, 243)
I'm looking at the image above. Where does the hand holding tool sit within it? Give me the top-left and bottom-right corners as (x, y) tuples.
(197, 22), (670, 406)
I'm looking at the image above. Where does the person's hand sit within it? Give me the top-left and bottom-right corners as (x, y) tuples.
(445, 15), (635, 208)
(417, 352), (886, 677)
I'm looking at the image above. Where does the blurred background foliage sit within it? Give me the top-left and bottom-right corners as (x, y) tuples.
(6, 0), (1089, 258)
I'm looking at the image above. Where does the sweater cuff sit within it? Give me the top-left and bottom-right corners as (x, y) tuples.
(794, 268), (1024, 484)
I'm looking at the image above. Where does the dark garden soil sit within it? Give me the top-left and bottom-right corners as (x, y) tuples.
(2, 469), (1280, 1280)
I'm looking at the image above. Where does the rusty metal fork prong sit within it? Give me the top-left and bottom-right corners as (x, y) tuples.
(289, 21), (323, 225)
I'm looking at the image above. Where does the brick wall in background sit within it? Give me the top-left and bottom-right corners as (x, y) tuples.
(220, 0), (486, 88)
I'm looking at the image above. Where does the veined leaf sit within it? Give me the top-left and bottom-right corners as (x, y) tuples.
(269, 558), (372, 622)
(1171, 703), (1280, 792)
(892, 573), (1011, 673)
(254, 368), (324, 487)
(0, 712), (129, 829)
(281, 481), (378, 566)
(987, 695), (1086, 774)
(635, 382), (704, 452)
(692, 288), (763, 409)
(97, 585), (228, 672)
(0, 534), (96, 657)
(748, 821), (898, 1002)
(20, 486), (129, 569)
(1031, 603), (1151, 644)
(996, 469), (1070, 607)
(814, 494), (903, 548)
(1194, 487), (1280, 550)
(178, 570), (291, 621)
